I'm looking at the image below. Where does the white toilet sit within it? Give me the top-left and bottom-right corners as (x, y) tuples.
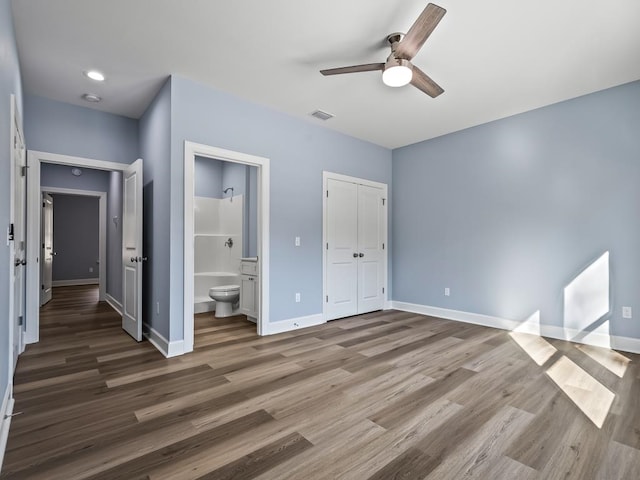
(208, 285), (240, 318)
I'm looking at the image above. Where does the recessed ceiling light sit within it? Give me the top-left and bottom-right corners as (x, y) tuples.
(85, 70), (105, 82)
(81, 93), (102, 103)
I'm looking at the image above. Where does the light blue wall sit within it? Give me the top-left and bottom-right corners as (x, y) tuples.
(40, 164), (122, 303)
(194, 156), (222, 198)
(24, 95), (138, 163)
(392, 80), (640, 340)
(50, 195), (99, 281)
(139, 78), (172, 340)
(170, 75), (392, 337)
(41, 163), (111, 191)
(0, 0), (23, 408)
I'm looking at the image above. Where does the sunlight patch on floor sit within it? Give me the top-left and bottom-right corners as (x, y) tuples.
(576, 342), (630, 378)
(546, 356), (615, 428)
(509, 331), (557, 366)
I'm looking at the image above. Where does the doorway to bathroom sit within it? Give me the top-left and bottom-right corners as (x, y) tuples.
(183, 142), (270, 352)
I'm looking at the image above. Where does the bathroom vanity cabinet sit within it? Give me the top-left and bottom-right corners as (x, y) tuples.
(240, 258), (258, 321)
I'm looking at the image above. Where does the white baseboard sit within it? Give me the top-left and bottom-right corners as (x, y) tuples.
(263, 313), (325, 336)
(143, 324), (185, 358)
(391, 301), (640, 355)
(105, 293), (123, 316)
(0, 387), (14, 472)
(52, 278), (99, 287)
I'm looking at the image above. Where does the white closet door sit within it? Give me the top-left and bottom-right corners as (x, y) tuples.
(326, 179), (359, 320)
(357, 184), (385, 314)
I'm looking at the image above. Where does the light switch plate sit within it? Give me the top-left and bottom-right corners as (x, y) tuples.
(622, 306), (632, 319)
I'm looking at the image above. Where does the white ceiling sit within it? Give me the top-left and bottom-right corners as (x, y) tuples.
(11, 0), (640, 149)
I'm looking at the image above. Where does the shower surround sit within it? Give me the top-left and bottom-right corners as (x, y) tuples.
(193, 195), (243, 313)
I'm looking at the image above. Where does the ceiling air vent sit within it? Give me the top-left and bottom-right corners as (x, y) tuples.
(310, 109), (334, 121)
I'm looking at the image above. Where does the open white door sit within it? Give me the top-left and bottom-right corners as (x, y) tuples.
(40, 193), (54, 305)
(122, 159), (143, 341)
(10, 109), (27, 370)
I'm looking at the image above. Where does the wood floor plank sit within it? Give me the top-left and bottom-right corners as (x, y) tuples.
(3, 284), (640, 480)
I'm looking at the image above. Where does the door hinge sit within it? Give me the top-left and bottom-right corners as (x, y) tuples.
(18, 315), (23, 326)
(382, 198), (386, 206)
(21, 165), (28, 177)
(382, 287), (385, 294)
(41, 284), (45, 290)
(326, 242), (328, 250)
(382, 243), (385, 250)
(8, 223), (14, 241)
(326, 190), (329, 198)
(326, 295), (328, 303)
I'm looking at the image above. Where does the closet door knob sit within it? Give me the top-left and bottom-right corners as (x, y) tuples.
(131, 257), (137, 263)
(359, 253), (364, 257)
(353, 253), (358, 258)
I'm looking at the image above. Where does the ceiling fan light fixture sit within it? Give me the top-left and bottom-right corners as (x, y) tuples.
(382, 59), (412, 87)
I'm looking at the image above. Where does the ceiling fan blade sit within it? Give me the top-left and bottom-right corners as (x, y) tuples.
(411, 67), (444, 98)
(320, 63), (385, 76)
(395, 3), (446, 60)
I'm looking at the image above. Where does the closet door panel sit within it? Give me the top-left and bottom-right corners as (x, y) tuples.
(326, 179), (358, 320)
(357, 184), (385, 314)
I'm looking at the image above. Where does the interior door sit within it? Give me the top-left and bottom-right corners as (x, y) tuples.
(122, 159), (143, 341)
(357, 184), (385, 313)
(11, 119), (26, 369)
(325, 177), (386, 321)
(326, 179), (359, 320)
(40, 193), (54, 305)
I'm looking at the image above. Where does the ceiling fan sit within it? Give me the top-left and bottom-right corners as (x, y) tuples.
(320, 3), (446, 98)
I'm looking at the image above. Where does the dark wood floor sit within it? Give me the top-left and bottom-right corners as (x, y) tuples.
(2, 285), (640, 479)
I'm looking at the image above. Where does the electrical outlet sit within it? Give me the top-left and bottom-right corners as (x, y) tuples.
(89, 267), (93, 273)
(295, 292), (301, 303)
(444, 287), (450, 296)
(295, 236), (301, 247)
(622, 306), (632, 319)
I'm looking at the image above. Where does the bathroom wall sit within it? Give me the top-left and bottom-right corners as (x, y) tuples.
(194, 156), (258, 257)
(195, 156), (222, 198)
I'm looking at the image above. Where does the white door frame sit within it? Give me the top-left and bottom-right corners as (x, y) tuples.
(40, 187), (107, 301)
(26, 150), (128, 344)
(184, 141), (270, 352)
(322, 171), (389, 322)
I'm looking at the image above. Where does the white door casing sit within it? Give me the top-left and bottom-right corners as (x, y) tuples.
(184, 141), (270, 348)
(323, 172), (387, 322)
(122, 158), (143, 341)
(40, 194), (53, 305)
(26, 151), (136, 346)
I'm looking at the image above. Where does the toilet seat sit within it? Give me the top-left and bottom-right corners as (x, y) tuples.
(209, 284), (239, 293)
